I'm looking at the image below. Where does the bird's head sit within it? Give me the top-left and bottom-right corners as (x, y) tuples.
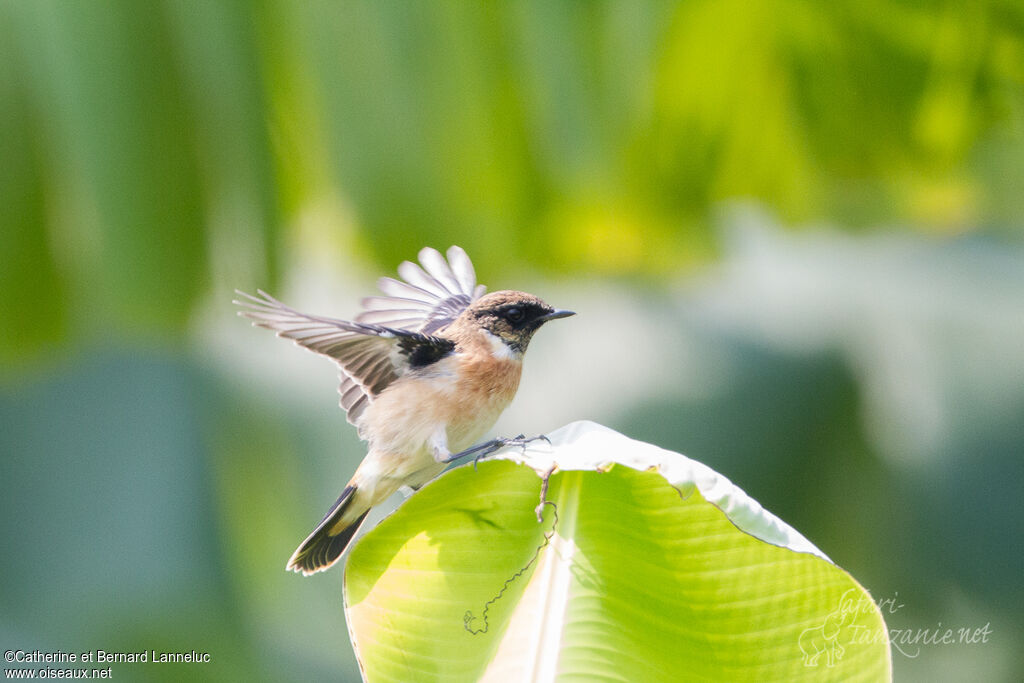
(463, 290), (575, 355)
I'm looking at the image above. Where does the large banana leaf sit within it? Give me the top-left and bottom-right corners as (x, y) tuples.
(345, 421), (891, 682)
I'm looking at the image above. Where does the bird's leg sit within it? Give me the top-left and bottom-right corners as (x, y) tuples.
(440, 438), (502, 464)
(441, 434), (552, 466)
(427, 427), (453, 464)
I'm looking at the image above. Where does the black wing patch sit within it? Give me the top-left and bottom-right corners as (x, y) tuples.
(398, 333), (456, 368)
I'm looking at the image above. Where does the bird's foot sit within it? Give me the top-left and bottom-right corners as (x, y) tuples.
(469, 434), (550, 469)
(503, 433), (551, 451)
(442, 434), (551, 467)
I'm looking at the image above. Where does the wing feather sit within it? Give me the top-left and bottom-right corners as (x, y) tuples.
(397, 260), (450, 297)
(446, 245), (478, 294)
(418, 247), (463, 294)
(375, 276), (439, 301)
(357, 245), (484, 334)
(235, 245), (482, 429)
(346, 395), (370, 425)
(359, 296), (435, 311)
(354, 310), (428, 326)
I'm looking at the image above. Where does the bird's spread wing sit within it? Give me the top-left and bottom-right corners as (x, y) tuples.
(357, 245), (487, 334)
(234, 246), (482, 427)
(235, 289), (457, 426)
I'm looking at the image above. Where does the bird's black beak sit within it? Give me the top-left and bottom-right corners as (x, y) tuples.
(539, 309), (575, 322)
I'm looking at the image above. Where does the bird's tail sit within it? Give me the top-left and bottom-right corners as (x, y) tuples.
(287, 485), (370, 576)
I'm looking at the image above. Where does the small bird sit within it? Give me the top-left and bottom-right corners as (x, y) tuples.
(235, 246), (574, 575)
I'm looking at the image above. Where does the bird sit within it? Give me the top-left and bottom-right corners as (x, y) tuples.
(234, 246), (574, 575)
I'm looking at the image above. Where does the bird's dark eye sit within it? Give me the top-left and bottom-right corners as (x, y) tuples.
(504, 306), (524, 323)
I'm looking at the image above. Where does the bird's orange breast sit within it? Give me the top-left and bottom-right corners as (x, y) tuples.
(448, 355), (522, 419)
(435, 347), (522, 451)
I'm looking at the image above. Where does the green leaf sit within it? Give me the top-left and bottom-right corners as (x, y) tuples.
(345, 421), (892, 682)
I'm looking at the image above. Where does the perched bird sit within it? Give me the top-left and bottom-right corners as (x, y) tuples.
(235, 246), (574, 575)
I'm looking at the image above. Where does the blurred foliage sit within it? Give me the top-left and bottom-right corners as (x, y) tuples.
(2, 2), (1023, 682)
(2, 0), (1023, 365)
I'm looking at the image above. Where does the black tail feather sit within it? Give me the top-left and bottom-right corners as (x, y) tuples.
(287, 486), (369, 575)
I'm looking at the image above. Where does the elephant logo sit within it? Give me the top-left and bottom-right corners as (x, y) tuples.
(799, 591), (859, 667)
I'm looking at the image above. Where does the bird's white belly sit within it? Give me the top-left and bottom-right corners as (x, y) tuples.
(352, 353), (519, 505)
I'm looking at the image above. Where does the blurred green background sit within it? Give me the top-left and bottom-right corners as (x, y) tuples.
(2, 1), (1022, 681)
